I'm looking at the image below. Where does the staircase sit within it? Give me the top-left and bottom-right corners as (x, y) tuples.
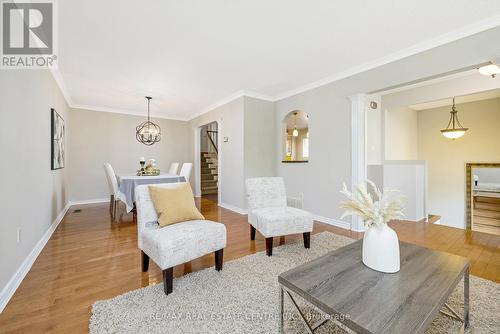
(201, 152), (218, 195)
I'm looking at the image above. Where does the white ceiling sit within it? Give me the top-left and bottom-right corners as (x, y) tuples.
(57, 0), (500, 120)
(410, 88), (500, 110)
(285, 111), (309, 129)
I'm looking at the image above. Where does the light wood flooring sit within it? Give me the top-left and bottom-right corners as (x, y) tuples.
(0, 197), (499, 333)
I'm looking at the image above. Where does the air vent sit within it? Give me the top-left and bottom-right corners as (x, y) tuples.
(73, 209), (82, 213)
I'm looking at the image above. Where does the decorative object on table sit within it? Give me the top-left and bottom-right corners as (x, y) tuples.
(340, 180), (405, 273)
(136, 96), (161, 146)
(440, 97), (468, 140)
(137, 158), (160, 176)
(51, 108), (65, 170)
(139, 157), (146, 174)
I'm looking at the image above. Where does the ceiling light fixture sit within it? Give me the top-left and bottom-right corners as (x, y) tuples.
(440, 97), (468, 140)
(292, 112), (299, 137)
(136, 96), (161, 145)
(478, 63), (500, 78)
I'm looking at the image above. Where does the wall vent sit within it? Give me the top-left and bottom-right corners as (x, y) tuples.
(287, 195), (303, 209)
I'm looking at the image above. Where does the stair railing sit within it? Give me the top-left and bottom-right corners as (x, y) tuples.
(206, 130), (218, 154)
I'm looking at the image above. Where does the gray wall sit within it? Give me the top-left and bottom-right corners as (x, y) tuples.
(0, 70), (69, 298)
(275, 27), (500, 223)
(68, 108), (193, 201)
(244, 97), (276, 179)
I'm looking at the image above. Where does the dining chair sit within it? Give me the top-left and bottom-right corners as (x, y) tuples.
(168, 162), (180, 175)
(104, 163), (121, 221)
(179, 163), (193, 182)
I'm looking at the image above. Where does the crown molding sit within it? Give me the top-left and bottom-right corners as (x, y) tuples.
(273, 14), (500, 101)
(51, 13), (500, 122)
(71, 104), (190, 121)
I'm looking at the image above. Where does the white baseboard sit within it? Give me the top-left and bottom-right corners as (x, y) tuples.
(218, 202), (247, 215)
(0, 202), (70, 313)
(314, 215), (352, 230)
(68, 198), (109, 206)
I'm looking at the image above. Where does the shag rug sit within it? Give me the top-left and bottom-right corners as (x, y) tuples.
(90, 232), (500, 333)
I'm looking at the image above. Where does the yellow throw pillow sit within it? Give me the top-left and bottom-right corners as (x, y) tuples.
(148, 183), (204, 227)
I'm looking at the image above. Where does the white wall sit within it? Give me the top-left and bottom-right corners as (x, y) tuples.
(474, 168), (500, 183)
(384, 107), (418, 160)
(68, 108), (193, 201)
(367, 107), (383, 164)
(418, 98), (500, 228)
(0, 70), (69, 310)
(190, 97), (246, 210)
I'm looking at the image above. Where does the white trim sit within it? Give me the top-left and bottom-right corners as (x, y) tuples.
(71, 104), (189, 121)
(50, 16), (500, 122)
(189, 90), (274, 121)
(313, 215), (351, 230)
(273, 14), (500, 101)
(218, 202), (247, 215)
(0, 202), (70, 313)
(68, 198), (109, 206)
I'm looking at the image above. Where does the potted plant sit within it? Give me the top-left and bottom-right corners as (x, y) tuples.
(340, 180), (405, 273)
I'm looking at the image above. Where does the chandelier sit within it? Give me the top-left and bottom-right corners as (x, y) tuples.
(440, 97), (468, 140)
(136, 96), (161, 145)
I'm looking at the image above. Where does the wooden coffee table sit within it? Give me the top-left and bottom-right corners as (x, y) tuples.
(278, 240), (469, 333)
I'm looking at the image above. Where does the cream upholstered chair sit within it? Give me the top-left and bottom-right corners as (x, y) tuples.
(245, 177), (314, 256)
(168, 162), (180, 175)
(135, 183), (226, 295)
(179, 163), (193, 181)
(104, 163), (122, 221)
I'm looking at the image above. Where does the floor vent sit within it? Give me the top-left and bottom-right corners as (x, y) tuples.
(73, 209), (82, 213)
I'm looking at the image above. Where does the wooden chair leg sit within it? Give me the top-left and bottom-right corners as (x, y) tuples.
(113, 200), (118, 222)
(163, 268), (173, 295)
(250, 225), (256, 240)
(303, 232), (311, 249)
(141, 251), (149, 272)
(265, 237), (273, 256)
(109, 194), (114, 215)
(215, 249), (223, 271)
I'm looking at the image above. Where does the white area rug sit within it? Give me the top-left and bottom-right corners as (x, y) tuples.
(90, 232), (500, 333)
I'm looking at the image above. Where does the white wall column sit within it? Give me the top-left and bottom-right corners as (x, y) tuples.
(349, 94), (368, 232)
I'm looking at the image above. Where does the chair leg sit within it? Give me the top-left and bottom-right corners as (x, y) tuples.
(141, 251), (149, 272)
(109, 195), (114, 215)
(163, 267), (173, 295)
(113, 200), (118, 222)
(215, 249), (224, 271)
(265, 237), (273, 256)
(303, 232), (311, 249)
(250, 225), (256, 240)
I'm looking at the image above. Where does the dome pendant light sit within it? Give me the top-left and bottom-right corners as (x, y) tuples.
(440, 98), (468, 140)
(292, 112), (299, 137)
(136, 96), (161, 145)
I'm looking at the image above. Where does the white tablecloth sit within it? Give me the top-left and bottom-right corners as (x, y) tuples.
(117, 174), (186, 212)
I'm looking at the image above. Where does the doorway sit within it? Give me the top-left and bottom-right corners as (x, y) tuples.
(466, 163), (500, 235)
(199, 121), (219, 203)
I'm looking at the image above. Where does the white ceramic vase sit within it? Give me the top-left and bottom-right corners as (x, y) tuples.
(362, 223), (400, 273)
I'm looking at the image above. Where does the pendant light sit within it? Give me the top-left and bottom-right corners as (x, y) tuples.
(136, 96), (161, 145)
(440, 98), (468, 140)
(292, 112), (299, 137)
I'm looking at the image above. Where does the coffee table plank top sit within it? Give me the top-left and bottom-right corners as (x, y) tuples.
(278, 240), (469, 334)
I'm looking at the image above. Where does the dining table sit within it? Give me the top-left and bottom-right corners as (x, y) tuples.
(117, 173), (186, 212)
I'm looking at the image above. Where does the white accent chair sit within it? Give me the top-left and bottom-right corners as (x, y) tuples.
(168, 162), (180, 175)
(135, 183), (226, 295)
(179, 163), (193, 181)
(104, 163), (122, 221)
(245, 177), (314, 256)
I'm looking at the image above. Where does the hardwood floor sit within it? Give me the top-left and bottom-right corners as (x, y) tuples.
(0, 198), (499, 333)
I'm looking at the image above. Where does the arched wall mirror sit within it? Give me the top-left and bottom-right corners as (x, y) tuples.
(282, 110), (309, 162)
